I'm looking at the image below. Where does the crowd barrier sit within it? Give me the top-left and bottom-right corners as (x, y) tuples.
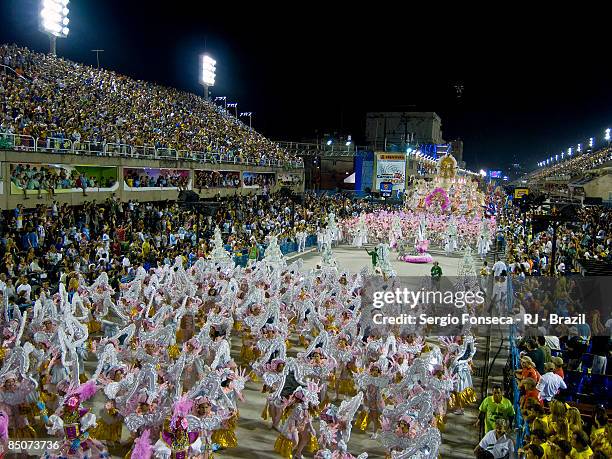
(0, 132), (304, 169)
(509, 324), (527, 452)
(223, 235), (318, 267)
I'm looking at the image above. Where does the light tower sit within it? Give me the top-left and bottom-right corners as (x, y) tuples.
(40, 0), (70, 56)
(200, 54), (216, 101)
(239, 112), (253, 130)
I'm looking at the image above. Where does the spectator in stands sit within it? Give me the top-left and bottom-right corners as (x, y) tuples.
(474, 418), (514, 459)
(590, 407), (611, 457)
(525, 339), (546, 375)
(476, 385), (515, 434)
(515, 356), (541, 386)
(551, 356), (564, 379)
(536, 363), (567, 403)
(520, 444), (545, 459)
(520, 378), (541, 411)
(589, 333), (609, 375)
(570, 430), (593, 459)
(536, 336), (552, 364)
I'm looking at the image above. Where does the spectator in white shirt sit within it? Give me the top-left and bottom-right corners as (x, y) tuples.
(16, 276), (32, 302)
(493, 260), (507, 277)
(474, 418), (514, 459)
(536, 363), (567, 402)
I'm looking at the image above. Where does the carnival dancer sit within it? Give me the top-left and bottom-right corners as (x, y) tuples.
(354, 362), (391, 434)
(153, 397), (200, 459)
(45, 380), (108, 459)
(444, 335), (477, 415)
(274, 383), (320, 459)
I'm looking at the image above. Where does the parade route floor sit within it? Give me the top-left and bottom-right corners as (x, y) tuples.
(94, 244), (482, 459)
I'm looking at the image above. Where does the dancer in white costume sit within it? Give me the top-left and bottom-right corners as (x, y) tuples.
(389, 214), (403, 249)
(447, 335), (477, 415)
(477, 234), (490, 260)
(376, 243), (396, 277)
(444, 217), (458, 255)
(415, 215), (427, 245)
(327, 212), (339, 246)
(352, 214), (368, 247)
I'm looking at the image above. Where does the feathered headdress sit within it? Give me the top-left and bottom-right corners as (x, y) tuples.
(62, 380), (97, 408)
(0, 409), (8, 441)
(131, 429), (152, 459)
(293, 381), (320, 407)
(171, 396), (194, 430)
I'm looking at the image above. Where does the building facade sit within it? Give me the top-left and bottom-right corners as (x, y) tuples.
(365, 112), (444, 150)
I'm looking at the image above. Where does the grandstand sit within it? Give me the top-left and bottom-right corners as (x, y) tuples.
(0, 44), (301, 167)
(524, 146), (612, 204)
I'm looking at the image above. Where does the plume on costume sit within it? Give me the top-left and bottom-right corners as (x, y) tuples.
(173, 396), (194, 417)
(74, 380), (98, 401)
(0, 409), (8, 441)
(131, 429), (152, 459)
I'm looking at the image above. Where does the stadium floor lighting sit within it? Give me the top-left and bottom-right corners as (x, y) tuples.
(40, 0), (69, 55)
(200, 54), (216, 100)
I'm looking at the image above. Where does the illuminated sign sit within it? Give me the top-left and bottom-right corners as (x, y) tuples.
(380, 181), (393, 197)
(514, 188), (529, 199)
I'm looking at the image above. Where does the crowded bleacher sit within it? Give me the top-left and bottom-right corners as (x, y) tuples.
(0, 44), (299, 165)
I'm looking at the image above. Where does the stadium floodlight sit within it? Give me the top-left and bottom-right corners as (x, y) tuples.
(577, 143), (581, 153)
(326, 140), (333, 146)
(200, 54), (216, 100)
(479, 169), (486, 177)
(589, 137), (594, 148)
(40, 0), (70, 55)
(605, 128), (611, 142)
(239, 112), (253, 129)
(567, 147), (571, 156)
(227, 102), (238, 117)
(555, 154), (558, 161)
(214, 96), (227, 109)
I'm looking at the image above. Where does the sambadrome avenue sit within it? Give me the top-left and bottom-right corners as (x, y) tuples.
(0, 3), (609, 459)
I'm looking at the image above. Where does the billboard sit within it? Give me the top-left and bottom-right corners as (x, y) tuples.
(375, 153), (406, 192)
(489, 170), (503, 178)
(9, 163), (118, 195)
(380, 181), (393, 197)
(514, 187), (529, 200)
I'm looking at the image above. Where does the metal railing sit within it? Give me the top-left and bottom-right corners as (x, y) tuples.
(0, 132), (36, 151)
(0, 132), (304, 169)
(275, 140), (358, 157)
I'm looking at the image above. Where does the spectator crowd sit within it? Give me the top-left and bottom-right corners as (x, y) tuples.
(0, 44), (299, 165)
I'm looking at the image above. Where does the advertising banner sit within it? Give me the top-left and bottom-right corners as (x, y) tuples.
(375, 153), (406, 192)
(514, 187), (529, 200)
(379, 181), (393, 197)
(9, 163), (118, 195)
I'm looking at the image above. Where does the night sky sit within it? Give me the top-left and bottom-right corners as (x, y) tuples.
(2, 1), (611, 171)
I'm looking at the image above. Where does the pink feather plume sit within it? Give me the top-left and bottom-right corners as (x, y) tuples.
(0, 410), (8, 441)
(131, 429), (152, 459)
(75, 380), (98, 401)
(173, 396), (194, 417)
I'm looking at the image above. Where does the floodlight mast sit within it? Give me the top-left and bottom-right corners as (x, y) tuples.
(201, 54), (216, 101)
(40, 0), (70, 56)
